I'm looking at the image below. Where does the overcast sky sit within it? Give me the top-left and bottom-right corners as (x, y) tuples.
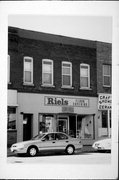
(8, 15), (112, 43)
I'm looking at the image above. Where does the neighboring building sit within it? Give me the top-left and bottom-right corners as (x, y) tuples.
(7, 26), (111, 146)
(97, 42), (112, 138)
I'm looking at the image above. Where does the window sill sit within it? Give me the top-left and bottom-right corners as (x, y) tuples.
(41, 84), (55, 88)
(23, 83), (34, 86)
(103, 85), (111, 88)
(80, 87), (92, 90)
(61, 86), (74, 89)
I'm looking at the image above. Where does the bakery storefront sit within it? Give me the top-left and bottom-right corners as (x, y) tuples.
(17, 94), (98, 144)
(38, 96), (97, 142)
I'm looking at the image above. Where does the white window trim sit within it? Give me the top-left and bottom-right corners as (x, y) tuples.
(103, 65), (111, 87)
(80, 63), (90, 89)
(8, 55), (10, 84)
(62, 61), (72, 88)
(42, 59), (54, 86)
(23, 56), (33, 85)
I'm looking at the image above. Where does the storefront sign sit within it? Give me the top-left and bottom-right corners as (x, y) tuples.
(44, 96), (89, 107)
(62, 106), (74, 113)
(98, 94), (112, 110)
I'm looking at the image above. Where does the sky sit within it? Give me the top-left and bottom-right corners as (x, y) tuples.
(8, 15), (112, 43)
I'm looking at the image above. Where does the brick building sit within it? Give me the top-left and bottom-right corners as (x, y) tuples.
(96, 42), (112, 138)
(7, 26), (112, 146)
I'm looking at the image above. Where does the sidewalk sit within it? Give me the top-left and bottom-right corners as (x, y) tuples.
(7, 145), (95, 157)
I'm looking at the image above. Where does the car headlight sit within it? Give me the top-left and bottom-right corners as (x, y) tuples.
(95, 143), (100, 147)
(12, 144), (24, 149)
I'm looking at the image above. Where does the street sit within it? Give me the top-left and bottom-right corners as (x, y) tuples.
(7, 151), (111, 164)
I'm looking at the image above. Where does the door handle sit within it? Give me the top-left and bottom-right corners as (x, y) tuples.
(52, 142), (55, 143)
(66, 141), (69, 143)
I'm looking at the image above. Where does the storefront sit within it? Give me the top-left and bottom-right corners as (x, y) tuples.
(7, 90), (18, 146)
(17, 93), (98, 145)
(98, 93), (112, 138)
(38, 113), (95, 139)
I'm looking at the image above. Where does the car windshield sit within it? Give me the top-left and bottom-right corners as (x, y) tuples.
(32, 133), (45, 140)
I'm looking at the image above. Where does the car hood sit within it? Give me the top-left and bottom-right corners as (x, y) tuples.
(11, 139), (41, 146)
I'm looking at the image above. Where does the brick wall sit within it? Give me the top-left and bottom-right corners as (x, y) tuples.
(96, 41), (112, 94)
(8, 27), (97, 97)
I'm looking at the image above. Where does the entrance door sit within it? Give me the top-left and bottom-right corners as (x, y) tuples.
(57, 116), (68, 134)
(23, 114), (32, 141)
(69, 115), (76, 137)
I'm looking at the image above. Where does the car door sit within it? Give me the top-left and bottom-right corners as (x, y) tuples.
(38, 133), (56, 152)
(54, 133), (69, 150)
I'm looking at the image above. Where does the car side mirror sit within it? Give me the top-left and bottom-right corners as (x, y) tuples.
(41, 138), (46, 141)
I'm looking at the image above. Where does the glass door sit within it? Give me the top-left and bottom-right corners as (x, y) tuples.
(57, 116), (68, 134)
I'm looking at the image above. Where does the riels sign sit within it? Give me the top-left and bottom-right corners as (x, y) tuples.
(44, 96), (89, 107)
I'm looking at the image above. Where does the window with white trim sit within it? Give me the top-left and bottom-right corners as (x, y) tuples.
(7, 55), (10, 83)
(23, 57), (33, 84)
(62, 61), (72, 87)
(103, 65), (111, 87)
(42, 59), (53, 86)
(80, 64), (90, 89)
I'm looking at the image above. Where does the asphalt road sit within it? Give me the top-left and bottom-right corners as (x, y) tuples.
(7, 151), (111, 164)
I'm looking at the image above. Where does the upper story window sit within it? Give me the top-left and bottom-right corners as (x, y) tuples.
(103, 64), (111, 87)
(7, 55), (10, 83)
(23, 57), (33, 84)
(42, 59), (53, 86)
(80, 63), (90, 89)
(62, 61), (72, 87)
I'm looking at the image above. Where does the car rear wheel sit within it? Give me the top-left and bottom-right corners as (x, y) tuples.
(27, 146), (38, 157)
(66, 145), (74, 155)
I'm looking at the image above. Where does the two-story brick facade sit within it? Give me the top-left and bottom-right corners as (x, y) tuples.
(7, 27), (111, 146)
(96, 42), (112, 138)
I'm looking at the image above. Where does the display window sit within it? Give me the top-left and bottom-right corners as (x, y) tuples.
(38, 113), (94, 139)
(7, 106), (16, 130)
(77, 115), (94, 139)
(39, 114), (55, 134)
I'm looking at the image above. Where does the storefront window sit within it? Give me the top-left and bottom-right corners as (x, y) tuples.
(7, 107), (16, 129)
(99, 110), (111, 137)
(39, 114), (55, 134)
(77, 115), (94, 139)
(102, 111), (108, 128)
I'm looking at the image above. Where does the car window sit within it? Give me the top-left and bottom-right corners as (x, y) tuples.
(32, 133), (45, 140)
(43, 133), (55, 141)
(55, 133), (68, 140)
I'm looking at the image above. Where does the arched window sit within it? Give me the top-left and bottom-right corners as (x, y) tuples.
(80, 63), (90, 89)
(7, 55), (10, 83)
(42, 59), (53, 86)
(23, 57), (33, 84)
(62, 61), (72, 87)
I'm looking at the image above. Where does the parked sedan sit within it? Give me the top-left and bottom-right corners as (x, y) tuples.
(10, 132), (83, 157)
(92, 138), (111, 152)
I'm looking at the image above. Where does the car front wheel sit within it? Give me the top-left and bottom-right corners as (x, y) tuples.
(66, 145), (74, 155)
(27, 146), (38, 157)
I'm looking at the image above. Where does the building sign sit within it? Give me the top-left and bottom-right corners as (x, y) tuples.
(62, 106), (74, 113)
(44, 96), (89, 107)
(98, 94), (112, 110)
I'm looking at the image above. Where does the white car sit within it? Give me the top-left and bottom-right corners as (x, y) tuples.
(10, 132), (83, 157)
(92, 138), (111, 152)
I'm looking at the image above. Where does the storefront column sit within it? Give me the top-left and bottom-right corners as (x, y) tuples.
(93, 114), (95, 139)
(76, 114), (77, 138)
(107, 110), (111, 138)
(33, 112), (39, 137)
(17, 112), (23, 142)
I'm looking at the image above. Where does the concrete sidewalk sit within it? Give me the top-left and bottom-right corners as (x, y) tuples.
(7, 145), (95, 157)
